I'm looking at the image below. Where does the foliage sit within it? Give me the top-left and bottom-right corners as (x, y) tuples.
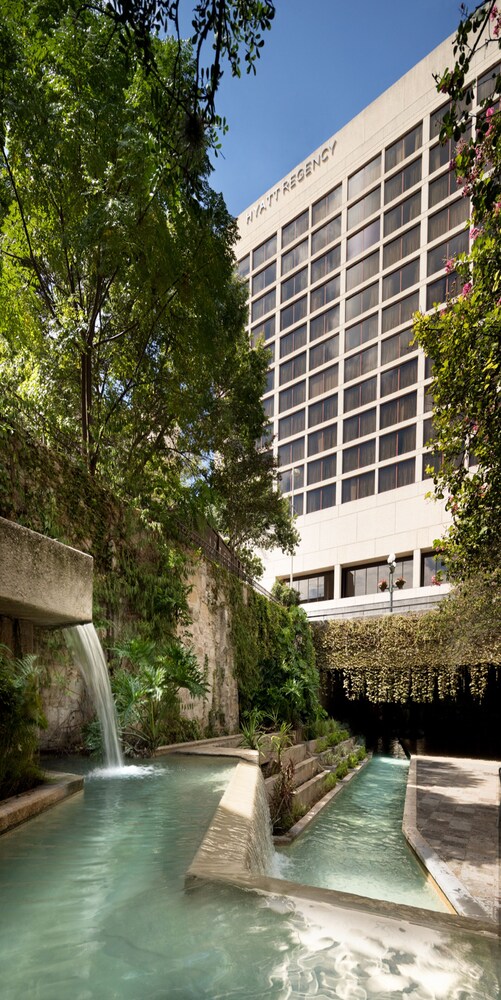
(335, 760), (349, 780)
(239, 708), (265, 751)
(271, 580), (301, 607)
(268, 758), (295, 835)
(0, 0), (294, 561)
(104, 1), (276, 126)
(322, 772), (338, 793)
(108, 637), (209, 754)
(413, 3), (501, 578)
(0, 645), (47, 799)
(270, 721), (293, 767)
(216, 567), (320, 724)
(314, 571), (501, 703)
(314, 727), (350, 753)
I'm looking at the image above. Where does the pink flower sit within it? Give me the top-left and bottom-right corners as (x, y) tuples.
(497, 297), (501, 306)
(445, 258), (455, 274)
(486, 106), (495, 119)
(490, 5), (499, 21)
(449, 158), (456, 171)
(462, 282), (473, 296)
(469, 227), (480, 241)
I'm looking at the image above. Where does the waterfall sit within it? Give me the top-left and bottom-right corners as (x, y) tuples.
(65, 623), (123, 768)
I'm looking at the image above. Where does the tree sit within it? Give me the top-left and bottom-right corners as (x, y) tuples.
(413, 1), (501, 579)
(0, 0), (292, 559)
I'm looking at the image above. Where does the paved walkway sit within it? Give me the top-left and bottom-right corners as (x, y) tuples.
(414, 756), (500, 927)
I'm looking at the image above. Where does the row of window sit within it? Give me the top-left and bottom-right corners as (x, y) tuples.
(286, 551), (447, 603)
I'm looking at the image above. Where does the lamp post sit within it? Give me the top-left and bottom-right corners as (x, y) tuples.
(387, 552), (397, 613)
(289, 468), (301, 590)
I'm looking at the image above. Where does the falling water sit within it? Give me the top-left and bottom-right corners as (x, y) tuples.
(65, 623), (123, 768)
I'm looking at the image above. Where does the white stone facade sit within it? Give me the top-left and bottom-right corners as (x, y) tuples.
(236, 30), (498, 620)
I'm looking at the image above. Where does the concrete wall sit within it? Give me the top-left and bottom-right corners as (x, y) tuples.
(0, 517), (93, 628)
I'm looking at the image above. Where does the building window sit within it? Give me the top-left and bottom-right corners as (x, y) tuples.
(280, 295), (307, 331)
(253, 234), (277, 269)
(345, 313), (379, 352)
(238, 255), (250, 278)
(426, 272), (462, 309)
(308, 423), (337, 456)
(381, 329), (414, 366)
(343, 407), (376, 443)
(265, 368), (274, 393)
(312, 185), (342, 225)
(251, 315), (275, 344)
(309, 364), (338, 398)
(382, 291), (419, 333)
(311, 275), (340, 312)
(344, 376), (377, 412)
(428, 201), (469, 243)
(343, 439), (376, 473)
(342, 556), (413, 597)
(279, 351), (306, 385)
(309, 335), (339, 370)
(251, 288), (275, 323)
(344, 344), (378, 383)
(346, 220), (380, 261)
(252, 261), (276, 296)
(385, 157), (422, 204)
(279, 380), (306, 413)
(380, 391), (417, 429)
(380, 359), (418, 397)
(383, 225), (420, 269)
(263, 396), (274, 418)
(385, 123), (423, 171)
(428, 231), (469, 276)
(278, 438), (304, 466)
(281, 267), (308, 302)
(378, 457), (415, 492)
(422, 451), (443, 479)
(311, 244), (341, 283)
(382, 258), (419, 300)
(307, 453), (336, 485)
(279, 465), (304, 492)
(348, 154), (381, 199)
(341, 471), (375, 503)
(345, 281), (379, 321)
(310, 305), (340, 341)
(384, 190), (421, 237)
(428, 170), (457, 208)
(379, 424), (416, 460)
(346, 250), (380, 290)
(293, 571), (334, 602)
(306, 484), (336, 513)
(282, 210), (309, 248)
(347, 188), (380, 230)
(281, 239), (308, 275)
(278, 409), (305, 440)
(309, 393), (338, 427)
(421, 552), (448, 586)
(311, 215), (342, 254)
(280, 324), (307, 358)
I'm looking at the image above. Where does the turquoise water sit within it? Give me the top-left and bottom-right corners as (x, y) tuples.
(0, 754), (499, 999)
(276, 755), (447, 910)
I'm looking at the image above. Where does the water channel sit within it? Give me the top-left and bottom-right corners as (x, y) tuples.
(0, 754), (499, 999)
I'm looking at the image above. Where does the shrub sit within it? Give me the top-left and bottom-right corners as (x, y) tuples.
(356, 745), (367, 762)
(335, 760), (349, 780)
(0, 645), (46, 799)
(323, 772), (337, 792)
(269, 759), (296, 834)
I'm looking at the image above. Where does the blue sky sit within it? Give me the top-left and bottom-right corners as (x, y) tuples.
(208, 1), (464, 217)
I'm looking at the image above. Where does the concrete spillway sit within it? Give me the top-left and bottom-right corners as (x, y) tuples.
(0, 516), (93, 628)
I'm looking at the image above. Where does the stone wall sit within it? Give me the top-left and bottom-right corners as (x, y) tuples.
(178, 555), (239, 735)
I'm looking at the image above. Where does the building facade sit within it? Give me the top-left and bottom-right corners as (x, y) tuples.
(236, 30), (498, 620)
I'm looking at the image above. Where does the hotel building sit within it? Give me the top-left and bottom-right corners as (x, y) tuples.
(236, 28), (498, 620)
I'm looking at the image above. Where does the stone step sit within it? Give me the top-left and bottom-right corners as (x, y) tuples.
(263, 754), (321, 801)
(292, 771), (331, 811)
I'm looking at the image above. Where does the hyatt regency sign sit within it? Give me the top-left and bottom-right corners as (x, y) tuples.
(245, 141), (336, 225)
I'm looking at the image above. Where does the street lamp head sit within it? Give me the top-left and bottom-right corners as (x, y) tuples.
(387, 552), (396, 571)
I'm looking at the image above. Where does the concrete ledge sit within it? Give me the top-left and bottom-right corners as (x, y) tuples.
(0, 771), (84, 835)
(403, 757), (493, 924)
(187, 761), (272, 881)
(155, 735), (258, 762)
(0, 517), (93, 627)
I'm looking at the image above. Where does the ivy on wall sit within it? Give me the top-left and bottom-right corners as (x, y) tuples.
(313, 570), (500, 703)
(211, 565), (319, 724)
